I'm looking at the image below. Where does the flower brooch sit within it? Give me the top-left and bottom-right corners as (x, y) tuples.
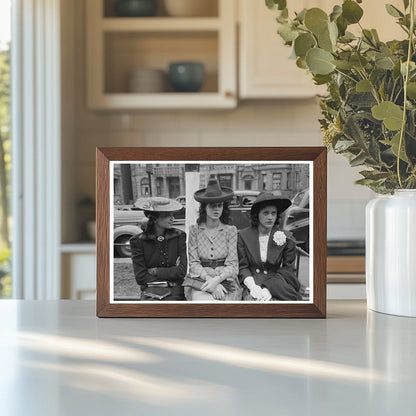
(273, 230), (287, 246)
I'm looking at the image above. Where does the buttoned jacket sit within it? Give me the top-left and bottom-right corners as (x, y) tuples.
(130, 227), (187, 288)
(237, 225), (300, 291)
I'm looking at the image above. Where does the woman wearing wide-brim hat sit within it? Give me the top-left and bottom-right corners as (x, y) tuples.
(237, 192), (303, 301)
(129, 196), (187, 301)
(184, 175), (242, 301)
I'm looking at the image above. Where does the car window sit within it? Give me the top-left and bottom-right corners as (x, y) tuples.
(293, 191), (305, 206)
(229, 195), (240, 207)
(241, 195), (257, 207)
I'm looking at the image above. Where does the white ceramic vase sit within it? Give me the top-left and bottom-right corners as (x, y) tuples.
(366, 189), (416, 317)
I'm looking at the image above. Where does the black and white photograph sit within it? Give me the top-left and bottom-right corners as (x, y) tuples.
(110, 161), (312, 303)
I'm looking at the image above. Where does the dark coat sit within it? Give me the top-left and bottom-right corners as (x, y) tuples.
(130, 227), (187, 299)
(237, 225), (302, 300)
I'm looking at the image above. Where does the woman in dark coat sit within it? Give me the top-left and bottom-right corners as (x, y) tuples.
(237, 192), (303, 301)
(129, 197), (187, 301)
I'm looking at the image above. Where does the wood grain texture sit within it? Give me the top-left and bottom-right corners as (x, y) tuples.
(96, 147), (327, 318)
(327, 256), (365, 274)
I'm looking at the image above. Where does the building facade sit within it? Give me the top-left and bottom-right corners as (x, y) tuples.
(114, 163), (186, 204)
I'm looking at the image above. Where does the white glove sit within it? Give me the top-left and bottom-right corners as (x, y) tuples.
(260, 287), (272, 301)
(243, 276), (264, 300)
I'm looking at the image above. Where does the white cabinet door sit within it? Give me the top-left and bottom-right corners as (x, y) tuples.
(238, 0), (404, 99)
(239, 0), (325, 99)
(62, 253), (96, 300)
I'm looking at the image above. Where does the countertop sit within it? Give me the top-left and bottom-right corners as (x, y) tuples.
(0, 300), (415, 415)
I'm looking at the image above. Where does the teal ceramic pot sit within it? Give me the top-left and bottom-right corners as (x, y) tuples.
(168, 62), (205, 92)
(114, 0), (157, 17)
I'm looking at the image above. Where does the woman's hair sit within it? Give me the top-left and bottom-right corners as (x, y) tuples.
(141, 211), (160, 234)
(250, 202), (281, 227)
(197, 201), (231, 225)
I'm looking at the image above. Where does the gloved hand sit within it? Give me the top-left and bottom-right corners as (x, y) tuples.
(259, 287), (272, 301)
(243, 276), (264, 300)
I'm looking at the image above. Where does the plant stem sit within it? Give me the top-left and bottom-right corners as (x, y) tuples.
(397, 0), (415, 188)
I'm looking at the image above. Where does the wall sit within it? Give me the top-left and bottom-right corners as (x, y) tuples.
(61, 0), (375, 243)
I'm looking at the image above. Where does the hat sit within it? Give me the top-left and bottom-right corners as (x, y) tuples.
(251, 192), (291, 215)
(134, 196), (183, 212)
(194, 175), (234, 203)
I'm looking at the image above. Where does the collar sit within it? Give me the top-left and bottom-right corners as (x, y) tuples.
(139, 227), (183, 241)
(198, 222), (225, 231)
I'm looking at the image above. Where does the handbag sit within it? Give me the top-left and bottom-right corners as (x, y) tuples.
(142, 286), (172, 300)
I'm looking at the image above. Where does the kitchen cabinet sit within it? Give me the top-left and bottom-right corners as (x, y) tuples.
(238, 0), (325, 99)
(61, 245), (96, 300)
(86, 0), (237, 109)
(238, 0), (405, 99)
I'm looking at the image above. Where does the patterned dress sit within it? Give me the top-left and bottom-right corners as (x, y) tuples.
(187, 222), (242, 301)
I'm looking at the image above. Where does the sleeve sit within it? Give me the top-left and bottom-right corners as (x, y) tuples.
(153, 232), (188, 281)
(274, 231), (300, 291)
(130, 235), (159, 286)
(237, 232), (252, 283)
(188, 225), (209, 280)
(218, 226), (239, 281)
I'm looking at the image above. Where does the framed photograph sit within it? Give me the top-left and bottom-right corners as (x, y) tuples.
(96, 147), (327, 318)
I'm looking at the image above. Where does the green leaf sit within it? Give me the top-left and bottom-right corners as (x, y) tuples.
(330, 5), (342, 22)
(385, 4), (404, 18)
(350, 54), (368, 70)
(313, 74), (332, 85)
(403, 0), (409, 10)
(318, 27), (334, 52)
(306, 48), (335, 75)
(359, 170), (391, 180)
(296, 8), (307, 23)
(277, 23), (298, 43)
(304, 8), (329, 35)
(266, 0), (287, 11)
(294, 33), (316, 58)
(372, 101), (404, 130)
(334, 140), (355, 151)
(375, 55), (395, 70)
(333, 60), (352, 70)
(407, 82), (416, 99)
(350, 151), (368, 167)
(296, 57), (308, 69)
(336, 15), (348, 36)
(371, 29), (380, 42)
(389, 132), (409, 162)
(356, 79), (372, 92)
(342, 0), (363, 24)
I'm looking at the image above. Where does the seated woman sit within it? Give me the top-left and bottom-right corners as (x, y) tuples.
(185, 175), (242, 301)
(129, 197), (187, 301)
(237, 192), (303, 301)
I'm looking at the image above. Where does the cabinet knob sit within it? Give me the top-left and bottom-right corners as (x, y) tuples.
(224, 91), (234, 98)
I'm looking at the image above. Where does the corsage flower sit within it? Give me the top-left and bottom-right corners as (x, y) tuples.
(273, 230), (286, 246)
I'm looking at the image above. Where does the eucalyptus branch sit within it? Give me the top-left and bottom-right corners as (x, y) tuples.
(397, 0), (415, 188)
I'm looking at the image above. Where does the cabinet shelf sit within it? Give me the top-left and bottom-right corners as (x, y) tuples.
(89, 92), (235, 110)
(86, 0), (236, 109)
(101, 17), (221, 32)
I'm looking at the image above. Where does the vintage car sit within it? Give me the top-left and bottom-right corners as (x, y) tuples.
(113, 190), (305, 257)
(281, 189), (310, 252)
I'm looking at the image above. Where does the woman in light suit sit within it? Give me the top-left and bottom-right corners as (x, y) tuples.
(237, 192), (303, 301)
(185, 175), (242, 301)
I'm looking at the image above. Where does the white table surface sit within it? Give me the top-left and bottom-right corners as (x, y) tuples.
(0, 300), (415, 416)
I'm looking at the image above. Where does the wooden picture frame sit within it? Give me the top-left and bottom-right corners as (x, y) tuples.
(96, 147), (327, 318)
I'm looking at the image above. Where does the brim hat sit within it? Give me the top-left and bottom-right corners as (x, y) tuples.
(134, 197), (183, 212)
(194, 174), (234, 203)
(251, 192), (292, 216)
